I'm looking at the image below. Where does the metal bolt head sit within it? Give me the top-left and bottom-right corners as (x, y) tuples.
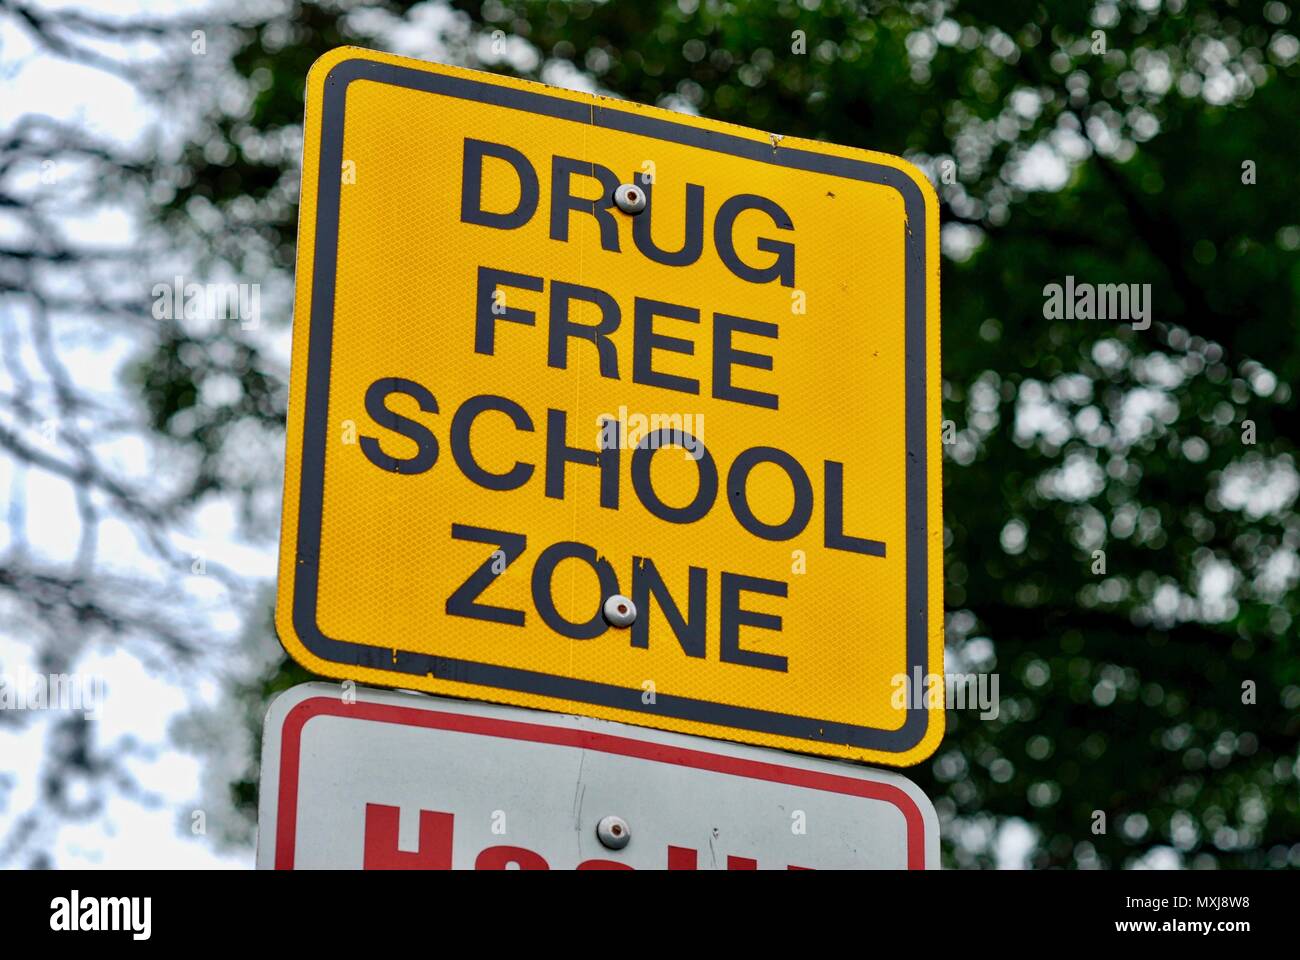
(613, 183), (646, 214)
(603, 594), (637, 628)
(596, 815), (631, 850)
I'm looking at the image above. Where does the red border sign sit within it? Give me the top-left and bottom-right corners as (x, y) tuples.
(265, 686), (935, 870)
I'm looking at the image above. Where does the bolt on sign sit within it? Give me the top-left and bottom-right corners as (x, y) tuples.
(277, 48), (943, 766)
(257, 684), (940, 869)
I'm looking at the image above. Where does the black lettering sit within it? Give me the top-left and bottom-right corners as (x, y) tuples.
(714, 193), (795, 287)
(630, 431), (718, 524)
(531, 540), (620, 640)
(359, 378), (438, 474)
(825, 461), (886, 556)
(727, 446), (813, 541)
(545, 409), (620, 508)
(451, 395), (535, 491)
(633, 298), (700, 395)
(460, 139), (539, 230)
(719, 572), (788, 672)
(630, 557), (706, 658)
(445, 524), (527, 626)
(632, 179), (705, 266)
(476, 266), (543, 356)
(548, 280), (621, 377)
(549, 156), (621, 252)
(713, 313), (778, 410)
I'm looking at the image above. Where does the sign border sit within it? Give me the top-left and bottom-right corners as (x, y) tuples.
(258, 683), (938, 869)
(283, 50), (938, 756)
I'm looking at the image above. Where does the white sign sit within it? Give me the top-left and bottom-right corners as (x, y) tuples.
(258, 683), (938, 870)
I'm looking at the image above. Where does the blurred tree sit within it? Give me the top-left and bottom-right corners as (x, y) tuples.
(11, 0), (1298, 868)
(0, 0), (255, 866)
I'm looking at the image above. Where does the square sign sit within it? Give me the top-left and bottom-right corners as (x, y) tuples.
(258, 683), (939, 870)
(277, 48), (943, 766)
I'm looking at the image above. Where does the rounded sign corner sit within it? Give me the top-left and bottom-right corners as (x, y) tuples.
(306, 45), (372, 90)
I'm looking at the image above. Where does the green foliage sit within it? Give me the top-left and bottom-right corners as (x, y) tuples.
(173, 0), (1300, 867)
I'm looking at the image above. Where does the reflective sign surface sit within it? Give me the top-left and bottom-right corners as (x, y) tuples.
(277, 48), (943, 765)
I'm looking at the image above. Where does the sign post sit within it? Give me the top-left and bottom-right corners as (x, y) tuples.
(277, 48), (942, 766)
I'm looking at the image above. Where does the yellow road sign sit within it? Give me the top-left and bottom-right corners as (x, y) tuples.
(277, 47), (943, 765)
